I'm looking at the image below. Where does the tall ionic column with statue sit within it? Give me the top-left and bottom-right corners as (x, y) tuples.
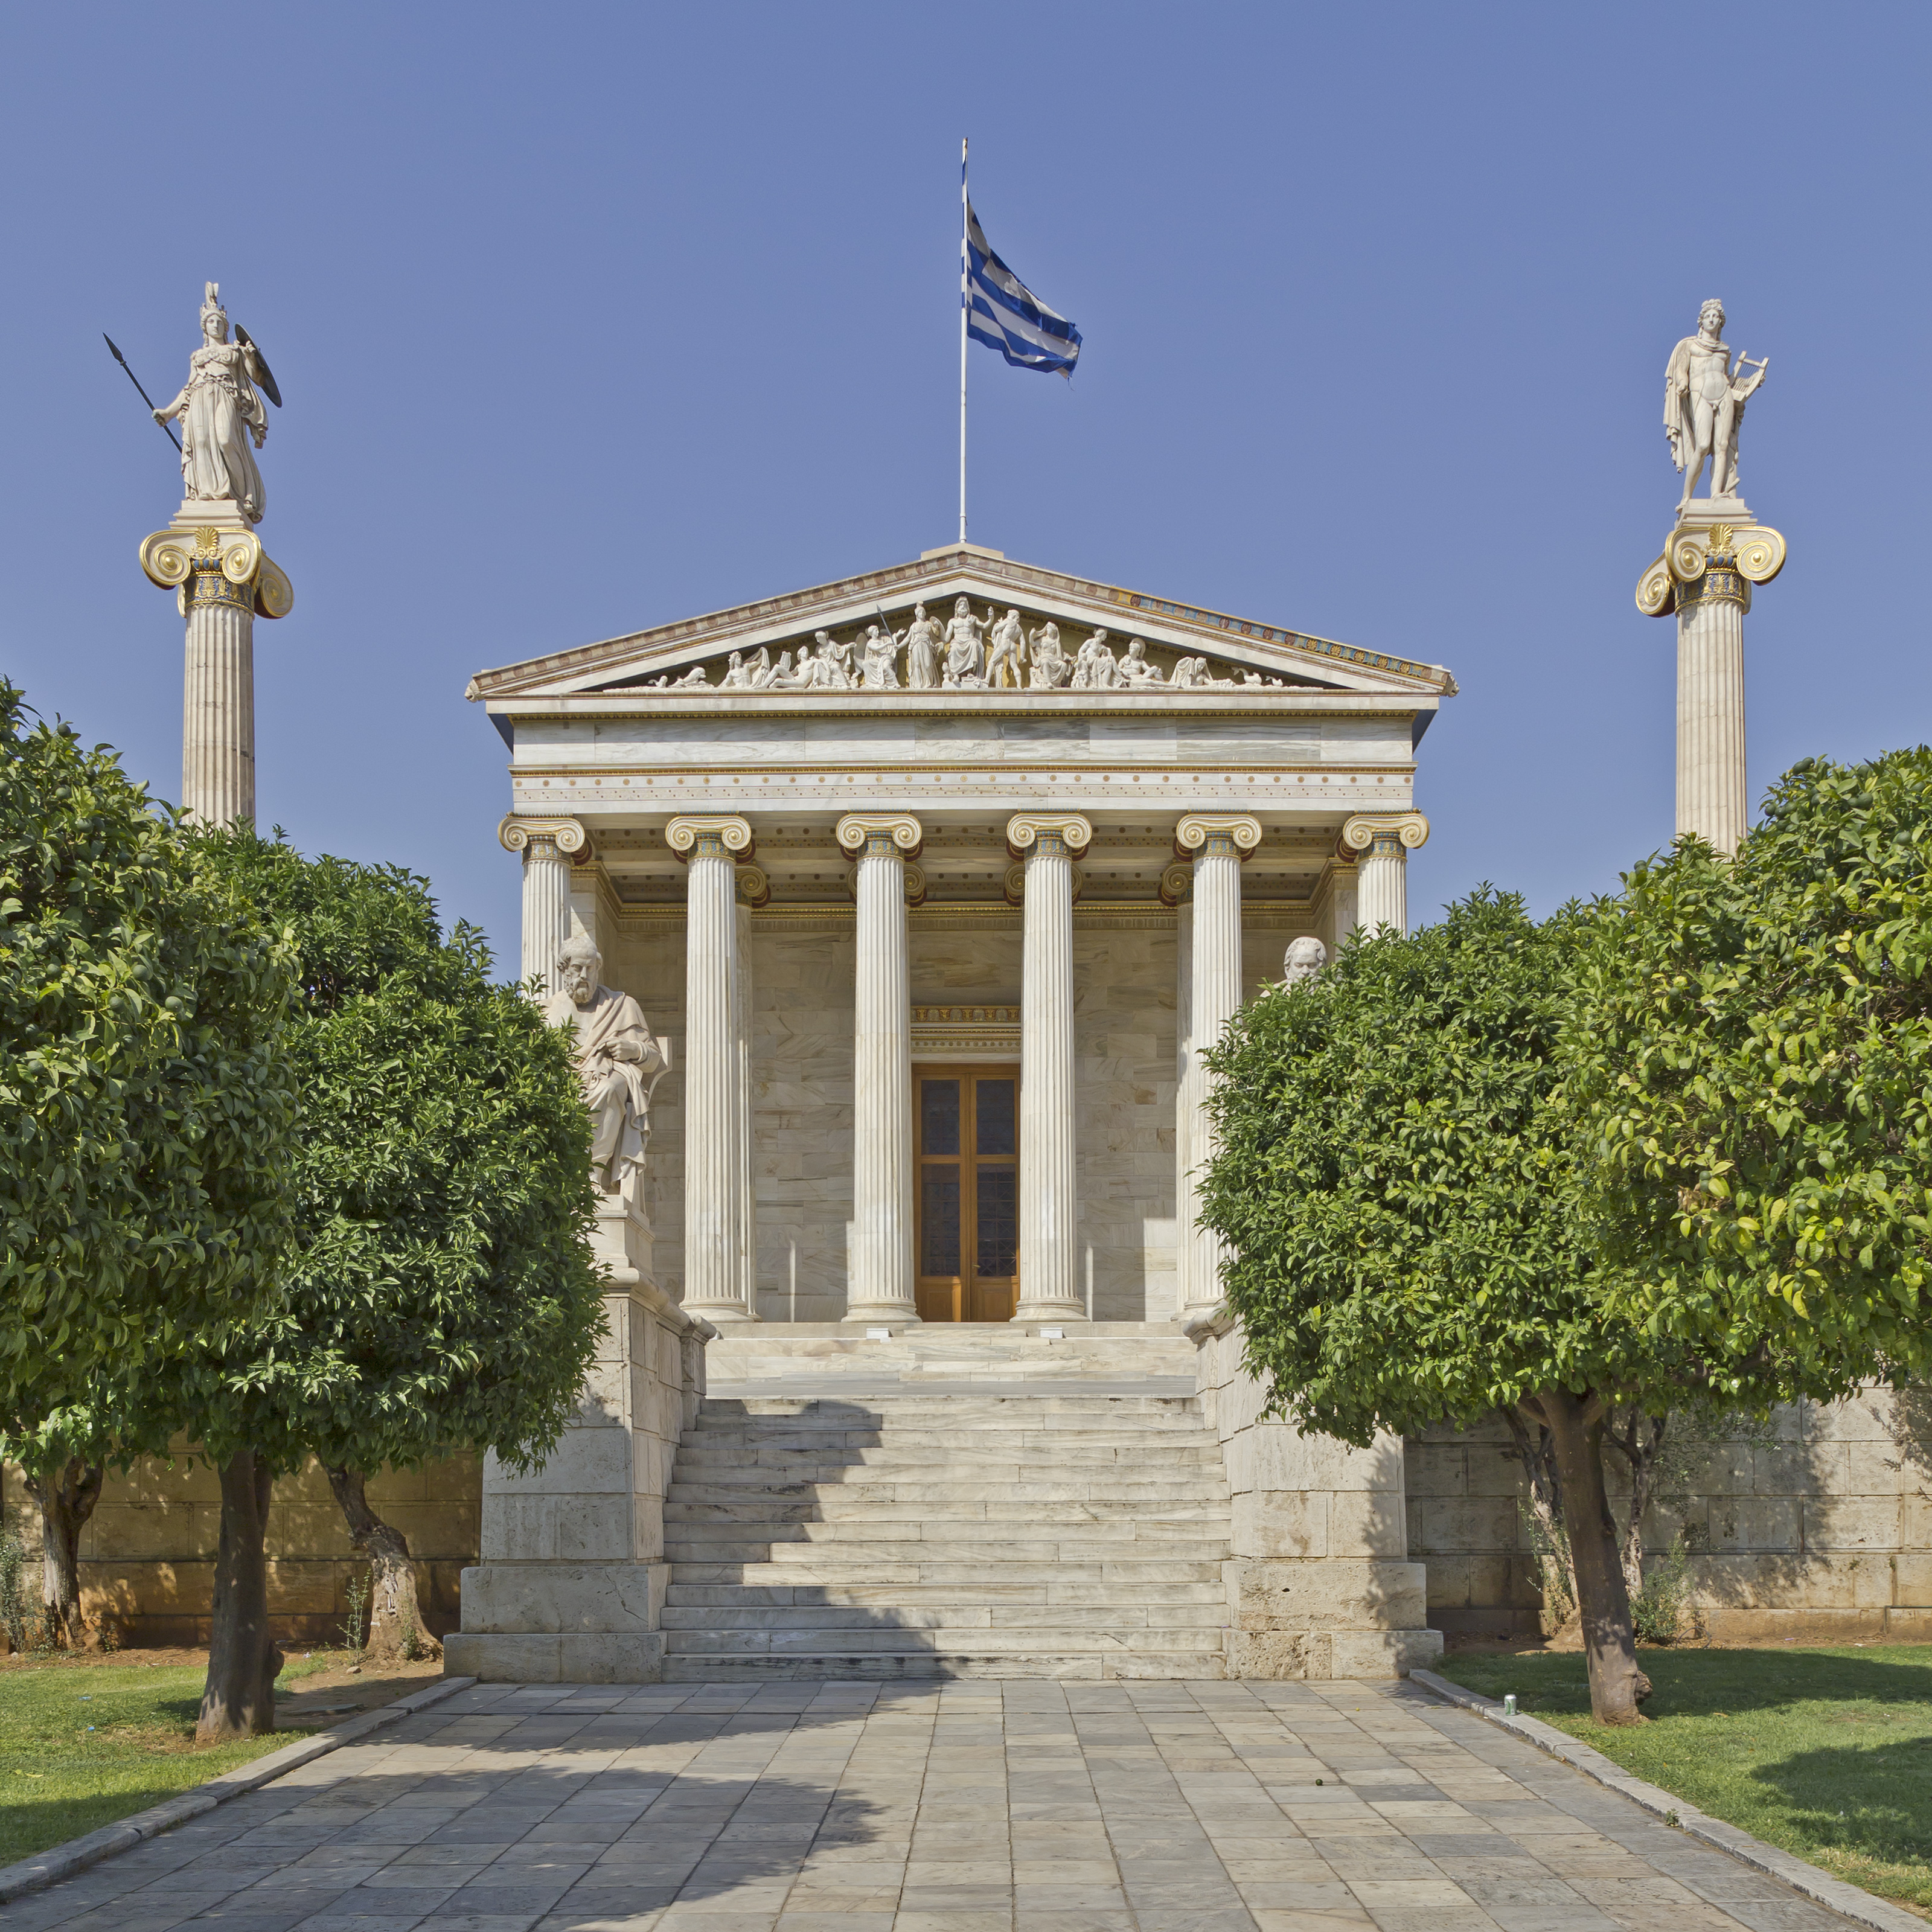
(135, 283), (294, 824)
(1636, 299), (1788, 856)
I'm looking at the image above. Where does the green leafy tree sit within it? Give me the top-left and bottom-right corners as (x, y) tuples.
(0, 686), (295, 1646)
(1569, 748), (1932, 1419)
(1198, 892), (1755, 1724)
(168, 831), (605, 1735)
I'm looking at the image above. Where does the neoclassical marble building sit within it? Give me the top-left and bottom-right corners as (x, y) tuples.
(473, 542), (1450, 1331)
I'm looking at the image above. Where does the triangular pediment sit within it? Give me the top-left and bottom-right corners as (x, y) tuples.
(465, 545), (1455, 704)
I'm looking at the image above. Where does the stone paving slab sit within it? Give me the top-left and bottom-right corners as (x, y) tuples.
(0, 1679), (1895, 1932)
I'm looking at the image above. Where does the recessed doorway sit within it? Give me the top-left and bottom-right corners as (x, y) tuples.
(913, 1065), (1020, 1322)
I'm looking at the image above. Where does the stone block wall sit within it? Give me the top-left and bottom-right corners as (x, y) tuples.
(0, 1450), (481, 1646)
(1190, 1310), (1444, 1678)
(1410, 1387), (1932, 1642)
(445, 1279), (711, 1684)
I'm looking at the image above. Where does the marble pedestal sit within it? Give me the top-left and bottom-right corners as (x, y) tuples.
(446, 1202), (714, 1683)
(1188, 1306), (1444, 1678)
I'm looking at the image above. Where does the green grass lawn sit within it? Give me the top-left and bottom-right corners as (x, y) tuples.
(1435, 1645), (1932, 1916)
(0, 1654), (332, 1866)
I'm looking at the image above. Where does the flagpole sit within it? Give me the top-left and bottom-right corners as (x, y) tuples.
(959, 136), (968, 545)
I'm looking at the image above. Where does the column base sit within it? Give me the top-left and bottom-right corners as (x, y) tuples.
(685, 1302), (760, 1326)
(839, 1309), (922, 1328)
(1011, 1305), (1090, 1329)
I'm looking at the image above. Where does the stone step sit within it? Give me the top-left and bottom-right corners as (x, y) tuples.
(661, 1625), (1228, 1655)
(699, 1398), (1208, 1422)
(686, 1419), (1214, 1443)
(669, 1557), (1229, 1587)
(664, 1505), (1229, 1534)
(664, 1523), (1230, 1552)
(659, 1650), (1230, 1682)
(668, 1553), (1236, 1584)
(659, 1602), (1230, 1631)
(674, 1443), (1226, 1470)
(666, 1480), (1226, 1509)
(664, 1579), (1228, 1607)
(665, 1502), (1228, 1530)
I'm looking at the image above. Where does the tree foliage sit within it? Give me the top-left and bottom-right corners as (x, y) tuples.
(0, 685), (295, 1416)
(178, 830), (607, 1483)
(1198, 892), (1702, 1722)
(1569, 750), (1932, 1395)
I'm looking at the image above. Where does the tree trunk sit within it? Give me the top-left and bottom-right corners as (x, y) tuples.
(1535, 1387), (1652, 1725)
(1503, 1407), (1573, 1633)
(1604, 1409), (1669, 1599)
(324, 1465), (440, 1659)
(23, 1459), (104, 1648)
(197, 1450), (282, 1742)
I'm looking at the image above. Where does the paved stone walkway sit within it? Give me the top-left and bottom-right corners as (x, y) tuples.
(3, 1678), (1869, 1932)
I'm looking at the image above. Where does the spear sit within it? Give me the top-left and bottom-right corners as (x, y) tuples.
(103, 334), (181, 452)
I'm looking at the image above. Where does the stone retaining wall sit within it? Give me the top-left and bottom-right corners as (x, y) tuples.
(0, 1450), (480, 1646)
(1409, 1386), (1932, 1642)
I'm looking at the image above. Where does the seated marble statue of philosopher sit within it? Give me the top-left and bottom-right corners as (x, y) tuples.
(542, 933), (668, 1200)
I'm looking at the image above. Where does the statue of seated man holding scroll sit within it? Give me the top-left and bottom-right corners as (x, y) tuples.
(543, 932), (668, 1200)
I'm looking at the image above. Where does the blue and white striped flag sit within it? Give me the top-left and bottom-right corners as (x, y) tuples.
(966, 201), (1082, 378)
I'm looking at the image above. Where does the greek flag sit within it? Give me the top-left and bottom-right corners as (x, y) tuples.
(966, 201), (1082, 377)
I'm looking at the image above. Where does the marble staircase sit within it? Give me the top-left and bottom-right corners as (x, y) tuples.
(661, 1325), (1233, 1680)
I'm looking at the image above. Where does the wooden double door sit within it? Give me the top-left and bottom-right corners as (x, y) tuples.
(913, 1064), (1020, 1322)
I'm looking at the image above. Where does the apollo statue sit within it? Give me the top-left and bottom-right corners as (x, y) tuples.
(153, 283), (275, 525)
(543, 932), (668, 1201)
(1664, 299), (1767, 511)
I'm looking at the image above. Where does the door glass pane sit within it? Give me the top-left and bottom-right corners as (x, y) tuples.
(921, 1080), (961, 1155)
(921, 1166), (961, 1275)
(975, 1165), (1017, 1277)
(975, 1078), (1016, 1156)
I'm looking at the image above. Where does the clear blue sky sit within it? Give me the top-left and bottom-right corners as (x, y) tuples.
(4, 3), (1925, 964)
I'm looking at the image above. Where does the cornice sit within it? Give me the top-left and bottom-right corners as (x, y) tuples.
(465, 549), (1456, 702)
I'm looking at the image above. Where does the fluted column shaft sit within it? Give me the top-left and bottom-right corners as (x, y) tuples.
(519, 837), (572, 996)
(182, 598), (255, 824)
(1175, 816), (1258, 1316)
(1676, 588), (1747, 856)
(1357, 835), (1408, 935)
(839, 816), (923, 1323)
(1011, 815), (1090, 1322)
(670, 817), (756, 1323)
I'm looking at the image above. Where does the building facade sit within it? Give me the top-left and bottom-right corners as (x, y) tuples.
(469, 543), (1450, 1331)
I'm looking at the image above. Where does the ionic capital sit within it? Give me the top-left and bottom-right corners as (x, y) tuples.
(1174, 813), (1262, 862)
(499, 813), (591, 861)
(836, 813), (924, 861)
(1006, 812), (1093, 862)
(735, 863), (772, 908)
(1340, 811), (1429, 859)
(665, 814), (755, 863)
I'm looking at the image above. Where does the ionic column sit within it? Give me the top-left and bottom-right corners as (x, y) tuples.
(1174, 814), (1261, 1317)
(836, 814), (925, 1325)
(1008, 813), (1092, 1324)
(138, 525), (293, 826)
(1675, 551), (1749, 856)
(1636, 522), (1786, 859)
(1340, 813), (1429, 936)
(668, 816), (756, 1324)
(499, 816), (588, 997)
